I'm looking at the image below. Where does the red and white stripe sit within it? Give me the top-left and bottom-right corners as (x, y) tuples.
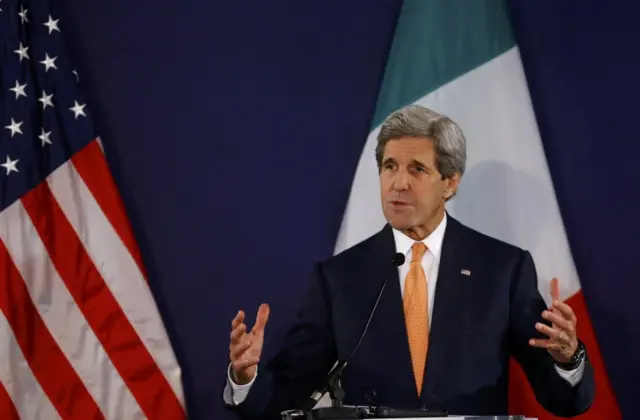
(0, 140), (186, 419)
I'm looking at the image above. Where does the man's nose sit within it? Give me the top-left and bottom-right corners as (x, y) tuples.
(392, 170), (409, 191)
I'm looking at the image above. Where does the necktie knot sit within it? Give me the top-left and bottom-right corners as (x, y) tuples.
(411, 242), (427, 262)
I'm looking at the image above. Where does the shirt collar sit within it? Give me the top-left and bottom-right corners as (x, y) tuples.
(391, 212), (447, 261)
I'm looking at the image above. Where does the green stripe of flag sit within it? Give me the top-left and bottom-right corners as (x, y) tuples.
(371, 0), (516, 128)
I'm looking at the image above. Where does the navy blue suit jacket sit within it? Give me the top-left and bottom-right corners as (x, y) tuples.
(229, 216), (594, 419)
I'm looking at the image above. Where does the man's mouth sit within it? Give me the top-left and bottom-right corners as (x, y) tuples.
(390, 200), (409, 206)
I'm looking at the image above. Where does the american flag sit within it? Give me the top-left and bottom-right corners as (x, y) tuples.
(0, 1), (186, 419)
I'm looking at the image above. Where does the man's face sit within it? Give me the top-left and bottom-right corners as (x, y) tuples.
(380, 136), (459, 235)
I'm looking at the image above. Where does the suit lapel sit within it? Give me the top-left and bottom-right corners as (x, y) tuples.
(421, 216), (471, 399)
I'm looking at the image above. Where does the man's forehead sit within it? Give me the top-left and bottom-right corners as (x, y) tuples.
(383, 143), (435, 163)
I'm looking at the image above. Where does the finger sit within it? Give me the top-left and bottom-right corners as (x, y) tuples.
(232, 310), (245, 330)
(230, 323), (247, 344)
(230, 339), (252, 361)
(542, 310), (574, 332)
(552, 300), (577, 324)
(550, 277), (560, 302)
(232, 357), (260, 372)
(252, 303), (271, 333)
(535, 322), (570, 343)
(529, 338), (563, 350)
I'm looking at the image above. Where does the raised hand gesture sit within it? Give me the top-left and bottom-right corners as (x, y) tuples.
(529, 278), (579, 363)
(229, 303), (270, 385)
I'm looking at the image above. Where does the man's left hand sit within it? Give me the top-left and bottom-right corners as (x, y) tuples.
(529, 277), (579, 363)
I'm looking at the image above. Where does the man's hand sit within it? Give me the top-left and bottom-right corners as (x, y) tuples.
(529, 278), (579, 363)
(229, 303), (270, 385)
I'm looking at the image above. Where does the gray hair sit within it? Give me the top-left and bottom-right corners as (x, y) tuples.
(375, 104), (467, 179)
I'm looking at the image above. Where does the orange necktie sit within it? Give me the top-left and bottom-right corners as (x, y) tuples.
(403, 242), (429, 396)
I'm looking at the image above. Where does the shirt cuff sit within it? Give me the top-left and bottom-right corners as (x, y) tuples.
(223, 363), (257, 406)
(553, 358), (585, 387)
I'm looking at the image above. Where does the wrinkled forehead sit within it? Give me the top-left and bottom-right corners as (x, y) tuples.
(382, 137), (437, 166)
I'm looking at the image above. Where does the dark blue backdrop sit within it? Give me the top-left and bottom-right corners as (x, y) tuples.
(509, 1), (640, 417)
(53, 0), (638, 419)
(55, 1), (402, 418)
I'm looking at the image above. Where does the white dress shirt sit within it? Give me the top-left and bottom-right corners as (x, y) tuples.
(224, 212), (584, 406)
(392, 209), (448, 327)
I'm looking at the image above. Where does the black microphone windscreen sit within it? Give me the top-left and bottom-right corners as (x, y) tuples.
(393, 252), (405, 267)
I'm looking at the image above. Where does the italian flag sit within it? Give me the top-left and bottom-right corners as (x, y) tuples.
(334, 1), (619, 419)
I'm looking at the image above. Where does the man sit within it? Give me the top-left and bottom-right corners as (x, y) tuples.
(223, 105), (595, 419)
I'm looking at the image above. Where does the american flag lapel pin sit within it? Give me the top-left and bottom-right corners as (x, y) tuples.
(460, 269), (471, 276)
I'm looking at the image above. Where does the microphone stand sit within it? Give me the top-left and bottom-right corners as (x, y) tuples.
(303, 362), (363, 418)
(329, 376), (345, 408)
(301, 253), (406, 419)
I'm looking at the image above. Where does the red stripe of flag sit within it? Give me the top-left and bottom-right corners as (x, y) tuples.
(0, 381), (20, 420)
(71, 140), (148, 280)
(21, 181), (185, 420)
(0, 240), (104, 420)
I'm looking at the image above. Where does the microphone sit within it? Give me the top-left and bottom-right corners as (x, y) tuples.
(301, 252), (405, 412)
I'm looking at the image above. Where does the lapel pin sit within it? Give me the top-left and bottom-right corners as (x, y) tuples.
(460, 269), (471, 276)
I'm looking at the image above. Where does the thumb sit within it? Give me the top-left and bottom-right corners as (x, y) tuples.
(252, 303), (270, 333)
(550, 277), (560, 303)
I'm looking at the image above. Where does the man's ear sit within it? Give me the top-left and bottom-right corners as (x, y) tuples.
(443, 172), (461, 199)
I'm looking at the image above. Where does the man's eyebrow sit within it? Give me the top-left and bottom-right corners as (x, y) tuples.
(410, 158), (428, 168)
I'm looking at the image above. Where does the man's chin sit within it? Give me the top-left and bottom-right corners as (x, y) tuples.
(386, 218), (413, 231)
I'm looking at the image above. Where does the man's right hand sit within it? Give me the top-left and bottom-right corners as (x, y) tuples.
(229, 303), (270, 385)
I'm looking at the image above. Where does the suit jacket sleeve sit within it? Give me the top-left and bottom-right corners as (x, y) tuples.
(229, 262), (337, 420)
(509, 250), (595, 417)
